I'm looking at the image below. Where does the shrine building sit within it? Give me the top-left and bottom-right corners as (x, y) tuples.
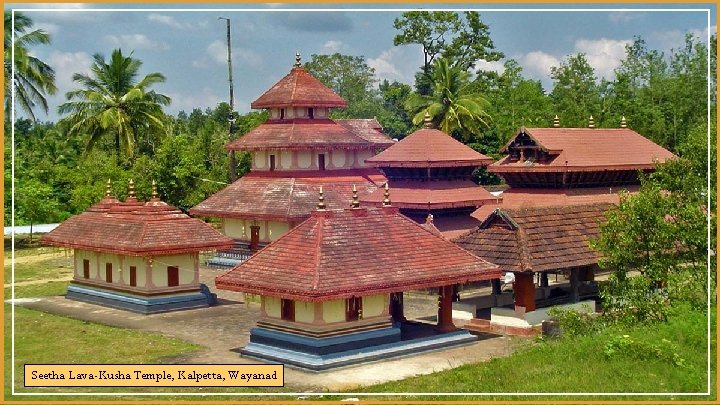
(215, 189), (501, 370)
(190, 54), (393, 264)
(361, 113), (497, 240)
(41, 180), (234, 313)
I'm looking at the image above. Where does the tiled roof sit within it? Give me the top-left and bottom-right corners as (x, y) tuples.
(470, 186), (637, 223)
(361, 180), (498, 210)
(491, 127), (675, 173)
(225, 119), (394, 151)
(334, 119), (394, 145)
(189, 170), (387, 221)
(366, 128), (493, 168)
(455, 203), (613, 273)
(216, 207), (501, 301)
(251, 67), (347, 109)
(42, 197), (234, 256)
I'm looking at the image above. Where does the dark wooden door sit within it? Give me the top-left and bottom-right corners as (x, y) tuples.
(346, 296), (362, 321)
(280, 299), (295, 321)
(129, 266), (137, 287)
(318, 154), (326, 170)
(269, 154), (276, 171)
(167, 266), (179, 287)
(250, 225), (261, 251)
(83, 259), (90, 279)
(105, 263), (112, 283)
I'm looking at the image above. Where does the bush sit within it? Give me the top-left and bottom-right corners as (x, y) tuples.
(547, 304), (605, 337)
(603, 334), (687, 368)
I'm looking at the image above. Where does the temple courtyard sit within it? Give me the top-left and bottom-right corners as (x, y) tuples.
(11, 266), (518, 391)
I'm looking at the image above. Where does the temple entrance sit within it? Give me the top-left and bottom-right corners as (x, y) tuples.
(249, 225), (260, 251)
(389, 292), (405, 322)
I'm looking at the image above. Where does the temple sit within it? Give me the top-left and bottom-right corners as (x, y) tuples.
(190, 54), (393, 265)
(362, 113), (497, 239)
(41, 180), (234, 313)
(216, 189), (501, 370)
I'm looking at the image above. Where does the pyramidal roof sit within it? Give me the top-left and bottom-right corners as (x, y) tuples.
(366, 127), (493, 168)
(251, 59), (347, 109)
(216, 206), (500, 301)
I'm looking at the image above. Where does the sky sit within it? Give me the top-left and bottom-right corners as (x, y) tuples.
(5, 3), (716, 123)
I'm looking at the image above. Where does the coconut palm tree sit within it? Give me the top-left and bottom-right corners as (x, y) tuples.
(405, 57), (491, 138)
(58, 48), (170, 161)
(4, 11), (57, 121)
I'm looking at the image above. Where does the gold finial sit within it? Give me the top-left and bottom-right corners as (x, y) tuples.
(317, 186), (326, 210)
(423, 111), (433, 129)
(151, 180), (159, 199)
(351, 184), (360, 209)
(382, 183), (391, 207)
(105, 179), (112, 197)
(588, 115), (595, 128)
(552, 115), (560, 128)
(620, 116), (627, 128)
(128, 179), (136, 199)
(294, 51), (301, 68)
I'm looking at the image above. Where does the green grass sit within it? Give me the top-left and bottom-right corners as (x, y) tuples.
(346, 305), (716, 401)
(4, 256), (73, 285)
(4, 281), (70, 299)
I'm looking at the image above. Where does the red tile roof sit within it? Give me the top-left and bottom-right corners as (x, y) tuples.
(42, 197), (234, 256)
(491, 127), (675, 173)
(216, 207), (501, 301)
(360, 180), (497, 210)
(251, 67), (347, 109)
(455, 203), (613, 273)
(470, 186), (636, 223)
(225, 119), (394, 151)
(366, 128), (493, 168)
(189, 169), (387, 221)
(334, 118), (393, 145)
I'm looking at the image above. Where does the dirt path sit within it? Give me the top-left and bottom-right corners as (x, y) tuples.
(4, 251), (66, 266)
(4, 276), (73, 288)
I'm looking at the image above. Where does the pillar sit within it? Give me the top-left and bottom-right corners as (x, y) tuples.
(436, 285), (455, 332)
(390, 292), (405, 322)
(513, 272), (536, 312)
(540, 272), (549, 288)
(569, 268), (579, 303)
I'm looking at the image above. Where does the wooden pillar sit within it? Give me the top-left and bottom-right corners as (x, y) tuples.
(513, 272), (536, 312)
(436, 285), (455, 332)
(540, 272), (549, 287)
(390, 292), (405, 322)
(569, 268), (579, 303)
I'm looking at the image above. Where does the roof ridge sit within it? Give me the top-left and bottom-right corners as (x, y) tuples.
(311, 215), (323, 291)
(515, 227), (533, 272)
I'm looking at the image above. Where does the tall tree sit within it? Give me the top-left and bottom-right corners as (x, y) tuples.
(4, 11), (57, 121)
(405, 57), (491, 141)
(58, 49), (170, 162)
(393, 11), (503, 94)
(303, 53), (377, 107)
(549, 54), (602, 128)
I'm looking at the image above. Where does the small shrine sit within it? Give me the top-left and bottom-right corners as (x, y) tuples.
(455, 203), (612, 332)
(215, 188), (501, 370)
(41, 180), (234, 313)
(190, 54), (393, 265)
(361, 113), (496, 240)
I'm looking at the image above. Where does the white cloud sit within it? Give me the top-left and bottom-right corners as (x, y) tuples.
(367, 46), (422, 85)
(322, 40), (343, 53)
(104, 34), (169, 51)
(651, 25), (716, 52)
(163, 88), (225, 115)
(475, 59), (505, 75)
(608, 11), (645, 24)
(575, 38), (631, 80)
(203, 40), (262, 69)
(517, 51), (561, 82)
(33, 21), (60, 36)
(48, 50), (93, 93)
(147, 13), (192, 30)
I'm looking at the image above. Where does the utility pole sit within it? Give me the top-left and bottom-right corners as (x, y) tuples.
(219, 17), (237, 182)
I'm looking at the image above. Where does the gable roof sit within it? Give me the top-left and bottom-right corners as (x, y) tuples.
(360, 180), (497, 210)
(42, 197), (233, 256)
(215, 207), (501, 301)
(189, 169), (387, 221)
(366, 128), (493, 168)
(491, 127), (675, 172)
(455, 203), (613, 273)
(225, 119), (394, 151)
(251, 66), (347, 109)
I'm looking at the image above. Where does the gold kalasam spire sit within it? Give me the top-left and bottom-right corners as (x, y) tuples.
(294, 51), (301, 68)
(351, 184), (360, 209)
(317, 186), (326, 210)
(105, 179), (112, 197)
(128, 179), (136, 199)
(552, 115), (560, 127)
(151, 180), (159, 199)
(423, 111), (433, 129)
(588, 115), (595, 128)
(620, 116), (627, 128)
(382, 183), (391, 207)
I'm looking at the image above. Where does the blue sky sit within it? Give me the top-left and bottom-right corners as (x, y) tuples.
(5, 3), (716, 123)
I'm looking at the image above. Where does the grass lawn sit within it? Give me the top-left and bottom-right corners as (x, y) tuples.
(348, 304), (716, 401)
